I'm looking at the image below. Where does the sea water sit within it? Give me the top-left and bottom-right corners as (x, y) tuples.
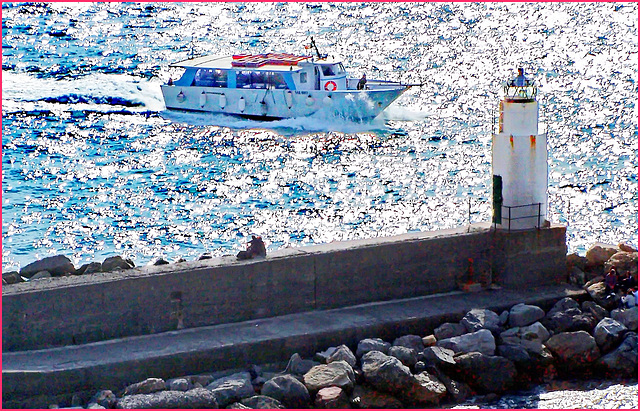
(1, 2), (638, 407)
(3, 2), (636, 272)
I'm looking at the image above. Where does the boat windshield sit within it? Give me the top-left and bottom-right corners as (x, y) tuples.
(320, 64), (345, 76)
(193, 69), (227, 87)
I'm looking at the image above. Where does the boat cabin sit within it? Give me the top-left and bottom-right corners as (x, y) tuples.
(169, 53), (349, 92)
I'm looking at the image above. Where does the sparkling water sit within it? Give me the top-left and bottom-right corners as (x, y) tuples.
(2, 2), (637, 273)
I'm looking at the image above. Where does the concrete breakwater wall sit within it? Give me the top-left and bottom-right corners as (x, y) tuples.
(2, 223), (567, 352)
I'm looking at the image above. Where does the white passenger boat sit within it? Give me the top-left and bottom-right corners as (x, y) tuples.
(162, 41), (415, 120)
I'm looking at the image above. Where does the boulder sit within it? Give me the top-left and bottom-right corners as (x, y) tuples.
(461, 308), (502, 335)
(447, 352), (517, 394)
(240, 395), (284, 409)
(499, 322), (550, 354)
(303, 360), (355, 394)
(102, 256), (134, 272)
(508, 303), (546, 328)
(284, 353), (319, 376)
(413, 371), (448, 405)
(542, 303), (598, 333)
(20, 255), (75, 278)
(314, 347), (338, 364)
(593, 318), (628, 353)
(327, 345), (357, 368)
(360, 351), (445, 405)
(314, 387), (349, 409)
(545, 331), (601, 370)
(88, 390), (117, 409)
(618, 243), (638, 253)
(392, 334), (425, 352)
(2, 271), (22, 285)
(356, 338), (390, 358)
(581, 301), (608, 323)
(427, 365), (473, 403)
(349, 385), (403, 409)
(388, 345), (418, 368)
(206, 372), (255, 407)
(611, 307), (638, 331)
(77, 262), (102, 275)
(597, 332), (638, 378)
(436, 329), (496, 356)
(605, 251), (638, 276)
(30, 270), (52, 280)
(566, 253), (587, 271)
(227, 402), (251, 409)
(422, 335), (437, 347)
(261, 375), (310, 409)
(586, 243), (618, 267)
(166, 377), (192, 392)
(115, 388), (218, 409)
(433, 322), (467, 340)
(124, 378), (166, 396)
(421, 346), (457, 367)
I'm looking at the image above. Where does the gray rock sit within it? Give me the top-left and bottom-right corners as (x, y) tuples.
(154, 258), (170, 265)
(360, 351), (445, 405)
(542, 304), (598, 334)
(581, 301), (608, 323)
(611, 307), (638, 331)
(2, 271), (22, 284)
(349, 385), (403, 409)
(392, 334), (425, 352)
(77, 262), (102, 275)
(447, 352), (517, 394)
(566, 253), (587, 271)
(102, 256), (134, 272)
(586, 243), (618, 267)
(569, 266), (586, 286)
(166, 377), (192, 392)
(314, 347), (338, 364)
(356, 338), (390, 358)
(206, 372), (255, 407)
(283, 353), (319, 376)
(433, 322), (467, 340)
(547, 297), (581, 317)
(261, 374), (310, 409)
(497, 344), (531, 365)
(388, 345), (418, 368)
(115, 388), (218, 409)
(604, 251), (638, 277)
(586, 282), (620, 311)
(545, 331), (601, 369)
(436, 329), (496, 356)
(597, 332), (638, 378)
(314, 386), (349, 409)
(508, 303), (546, 328)
(30, 270), (52, 280)
(461, 308), (502, 335)
(124, 378), (166, 396)
(327, 344), (357, 368)
(499, 322), (550, 354)
(428, 368), (472, 403)
(499, 310), (510, 326)
(422, 346), (456, 367)
(88, 390), (117, 409)
(413, 371), (448, 405)
(240, 395), (284, 409)
(593, 318), (628, 353)
(303, 360), (355, 394)
(227, 402), (251, 409)
(20, 255), (76, 278)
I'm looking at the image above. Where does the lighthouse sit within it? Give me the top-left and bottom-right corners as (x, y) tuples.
(492, 69), (548, 230)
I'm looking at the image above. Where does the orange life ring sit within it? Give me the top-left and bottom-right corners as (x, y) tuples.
(324, 81), (337, 91)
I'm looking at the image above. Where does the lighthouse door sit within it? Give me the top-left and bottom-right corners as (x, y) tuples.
(492, 175), (503, 224)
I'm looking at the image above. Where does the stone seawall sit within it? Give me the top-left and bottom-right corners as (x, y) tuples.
(2, 223), (567, 352)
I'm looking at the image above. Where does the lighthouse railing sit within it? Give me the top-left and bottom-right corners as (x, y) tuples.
(498, 202), (543, 231)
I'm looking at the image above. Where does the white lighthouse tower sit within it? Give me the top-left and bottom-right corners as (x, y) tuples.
(492, 69), (548, 230)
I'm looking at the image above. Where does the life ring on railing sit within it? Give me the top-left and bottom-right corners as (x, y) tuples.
(324, 81), (337, 92)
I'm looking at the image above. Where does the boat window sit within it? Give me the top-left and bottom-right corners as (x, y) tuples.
(300, 72), (308, 84)
(321, 65), (335, 76)
(338, 63), (346, 74)
(193, 69), (227, 87)
(235, 71), (289, 89)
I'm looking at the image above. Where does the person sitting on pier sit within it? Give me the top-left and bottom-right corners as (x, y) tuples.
(604, 266), (618, 294)
(513, 68), (527, 87)
(237, 235), (267, 260)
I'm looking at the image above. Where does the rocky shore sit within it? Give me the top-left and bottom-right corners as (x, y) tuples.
(4, 241), (638, 409)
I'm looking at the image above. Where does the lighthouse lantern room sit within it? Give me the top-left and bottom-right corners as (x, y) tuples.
(492, 68), (548, 230)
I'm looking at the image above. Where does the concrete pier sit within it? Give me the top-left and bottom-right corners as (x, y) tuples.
(2, 223), (570, 407)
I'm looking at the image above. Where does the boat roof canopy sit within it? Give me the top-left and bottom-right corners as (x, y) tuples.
(170, 54), (317, 72)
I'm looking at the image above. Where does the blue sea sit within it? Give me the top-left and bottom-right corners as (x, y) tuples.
(2, 2), (637, 273)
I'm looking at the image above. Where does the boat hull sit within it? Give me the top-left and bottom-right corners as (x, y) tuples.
(161, 85), (409, 120)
